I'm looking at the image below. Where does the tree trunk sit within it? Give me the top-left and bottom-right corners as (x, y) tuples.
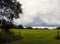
(57, 30), (60, 38)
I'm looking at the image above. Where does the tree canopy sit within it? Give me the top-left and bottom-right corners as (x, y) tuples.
(0, 0), (22, 32)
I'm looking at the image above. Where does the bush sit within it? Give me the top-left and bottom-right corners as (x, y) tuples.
(26, 27), (33, 29)
(56, 27), (60, 30)
(43, 28), (49, 30)
(0, 31), (23, 44)
(16, 25), (24, 29)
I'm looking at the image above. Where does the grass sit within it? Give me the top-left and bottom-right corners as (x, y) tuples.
(0, 30), (22, 44)
(8, 29), (60, 44)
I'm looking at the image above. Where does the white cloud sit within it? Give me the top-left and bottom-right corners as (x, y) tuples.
(14, 0), (60, 26)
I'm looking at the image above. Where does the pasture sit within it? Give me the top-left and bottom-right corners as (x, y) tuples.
(9, 29), (60, 44)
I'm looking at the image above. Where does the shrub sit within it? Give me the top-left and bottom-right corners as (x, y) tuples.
(0, 31), (23, 44)
(26, 27), (33, 29)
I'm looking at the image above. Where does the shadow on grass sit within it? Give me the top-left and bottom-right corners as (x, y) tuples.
(0, 31), (23, 44)
(55, 35), (60, 40)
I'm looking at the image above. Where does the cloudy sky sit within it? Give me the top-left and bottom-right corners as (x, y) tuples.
(14, 0), (60, 26)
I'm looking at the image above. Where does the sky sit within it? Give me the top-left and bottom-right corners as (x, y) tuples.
(13, 0), (60, 26)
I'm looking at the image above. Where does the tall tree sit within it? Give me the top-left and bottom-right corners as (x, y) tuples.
(56, 27), (60, 39)
(0, 0), (22, 33)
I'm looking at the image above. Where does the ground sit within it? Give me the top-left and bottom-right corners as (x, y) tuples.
(8, 29), (60, 44)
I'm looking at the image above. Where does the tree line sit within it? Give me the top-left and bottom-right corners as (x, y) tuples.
(11, 25), (33, 29)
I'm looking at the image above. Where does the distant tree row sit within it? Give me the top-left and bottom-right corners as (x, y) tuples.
(8, 25), (32, 29)
(0, 25), (60, 29)
(11, 25), (24, 29)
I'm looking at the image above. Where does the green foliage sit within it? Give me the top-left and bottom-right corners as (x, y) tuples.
(42, 28), (49, 30)
(26, 27), (33, 29)
(56, 27), (60, 30)
(0, 0), (22, 32)
(12, 25), (24, 29)
(16, 25), (24, 29)
(55, 27), (60, 39)
(0, 31), (23, 44)
(7, 0), (22, 18)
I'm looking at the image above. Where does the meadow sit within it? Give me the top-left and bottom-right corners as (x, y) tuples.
(9, 29), (60, 44)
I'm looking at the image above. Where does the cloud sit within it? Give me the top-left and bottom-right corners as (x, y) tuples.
(13, 0), (60, 26)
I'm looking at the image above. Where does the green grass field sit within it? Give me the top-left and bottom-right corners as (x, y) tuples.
(9, 29), (60, 44)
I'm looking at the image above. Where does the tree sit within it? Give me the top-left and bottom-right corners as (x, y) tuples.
(26, 27), (33, 29)
(17, 25), (24, 29)
(56, 27), (60, 29)
(0, 0), (22, 33)
(56, 27), (60, 39)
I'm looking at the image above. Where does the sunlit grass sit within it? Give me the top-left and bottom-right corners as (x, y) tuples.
(9, 29), (60, 44)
